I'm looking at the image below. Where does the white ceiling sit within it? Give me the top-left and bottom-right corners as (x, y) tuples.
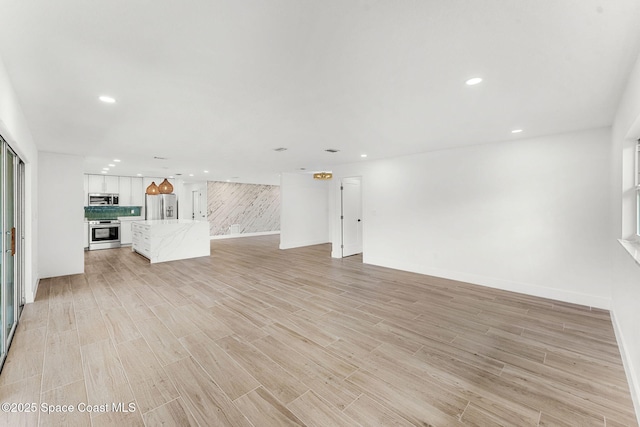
(1, 1), (639, 184)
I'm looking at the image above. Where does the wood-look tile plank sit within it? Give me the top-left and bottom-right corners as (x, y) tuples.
(164, 356), (252, 427)
(253, 334), (360, 411)
(39, 380), (90, 427)
(179, 332), (260, 400)
(216, 335), (308, 405)
(0, 375), (41, 427)
(346, 368), (464, 426)
(118, 290), (157, 322)
(209, 303), (269, 342)
(91, 283), (123, 310)
(135, 316), (189, 366)
(17, 300), (49, 331)
(75, 308), (110, 346)
(234, 387), (305, 427)
(150, 303), (200, 339)
(91, 410), (145, 427)
(70, 284), (99, 311)
(176, 303), (234, 341)
(48, 277), (73, 304)
(0, 326), (46, 386)
(102, 306), (142, 344)
(143, 398), (197, 427)
(264, 322), (357, 379)
(47, 302), (76, 334)
(342, 394), (414, 427)
(287, 390), (359, 427)
(133, 284), (167, 306)
(41, 330), (83, 392)
(117, 337), (179, 414)
(81, 339), (134, 409)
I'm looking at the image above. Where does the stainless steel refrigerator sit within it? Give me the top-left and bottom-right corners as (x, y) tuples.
(145, 194), (178, 220)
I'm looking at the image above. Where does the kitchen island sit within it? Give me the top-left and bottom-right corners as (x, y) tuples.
(131, 220), (210, 263)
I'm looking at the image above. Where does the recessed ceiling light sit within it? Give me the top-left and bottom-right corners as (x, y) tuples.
(511, 129), (523, 134)
(136, 173), (142, 176)
(169, 176), (174, 179)
(204, 170), (209, 173)
(102, 167), (109, 171)
(361, 154), (367, 158)
(465, 77), (483, 86)
(113, 159), (121, 162)
(99, 96), (116, 103)
(108, 164), (115, 167)
(189, 174), (194, 177)
(226, 179), (231, 182)
(101, 171), (107, 174)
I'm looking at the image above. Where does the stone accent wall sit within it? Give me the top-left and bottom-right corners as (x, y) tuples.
(207, 181), (280, 236)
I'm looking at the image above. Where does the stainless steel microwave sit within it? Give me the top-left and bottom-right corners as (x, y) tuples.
(88, 193), (119, 206)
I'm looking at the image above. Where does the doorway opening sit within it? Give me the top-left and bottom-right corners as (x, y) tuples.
(340, 177), (362, 258)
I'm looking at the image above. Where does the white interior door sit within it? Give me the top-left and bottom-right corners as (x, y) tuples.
(341, 177), (362, 257)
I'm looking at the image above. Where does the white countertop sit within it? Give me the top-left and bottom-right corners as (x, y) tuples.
(133, 219), (206, 226)
(118, 216), (143, 221)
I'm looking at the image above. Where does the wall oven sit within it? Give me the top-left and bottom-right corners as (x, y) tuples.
(88, 193), (119, 206)
(89, 220), (121, 250)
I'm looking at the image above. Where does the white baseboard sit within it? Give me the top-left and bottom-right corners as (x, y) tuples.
(611, 311), (640, 425)
(364, 256), (611, 309)
(210, 231), (280, 240)
(29, 275), (40, 305)
(280, 239), (331, 249)
(280, 239), (330, 250)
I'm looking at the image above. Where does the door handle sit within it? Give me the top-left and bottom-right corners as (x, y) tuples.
(10, 227), (15, 256)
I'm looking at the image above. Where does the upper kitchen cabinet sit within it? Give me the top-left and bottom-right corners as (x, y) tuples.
(131, 178), (144, 206)
(119, 176), (132, 205)
(117, 176), (144, 206)
(85, 174), (144, 206)
(83, 175), (89, 206)
(87, 174), (119, 194)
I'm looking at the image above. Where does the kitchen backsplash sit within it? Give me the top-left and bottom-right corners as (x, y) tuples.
(84, 206), (142, 220)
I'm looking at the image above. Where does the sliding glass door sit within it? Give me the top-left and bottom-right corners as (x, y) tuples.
(0, 135), (24, 370)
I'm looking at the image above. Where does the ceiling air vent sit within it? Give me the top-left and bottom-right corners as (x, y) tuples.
(273, 147), (288, 152)
(325, 149), (339, 153)
(153, 156), (168, 160)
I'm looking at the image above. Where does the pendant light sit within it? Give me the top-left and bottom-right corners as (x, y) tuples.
(158, 178), (174, 194)
(146, 181), (159, 195)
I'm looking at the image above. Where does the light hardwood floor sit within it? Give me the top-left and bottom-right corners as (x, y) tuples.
(0, 235), (637, 426)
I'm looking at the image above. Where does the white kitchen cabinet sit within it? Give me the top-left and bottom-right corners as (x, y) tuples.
(87, 174), (120, 194)
(88, 175), (105, 193)
(83, 175), (89, 206)
(119, 177), (132, 205)
(105, 176), (119, 193)
(120, 220), (133, 245)
(131, 177), (144, 206)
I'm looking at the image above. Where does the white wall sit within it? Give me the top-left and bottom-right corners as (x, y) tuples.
(0, 55), (39, 303)
(611, 52), (640, 420)
(331, 127), (613, 308)
(181, 181), (207, 221)
(38, 152), (84, 278)
(280, 172), (330, 249)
